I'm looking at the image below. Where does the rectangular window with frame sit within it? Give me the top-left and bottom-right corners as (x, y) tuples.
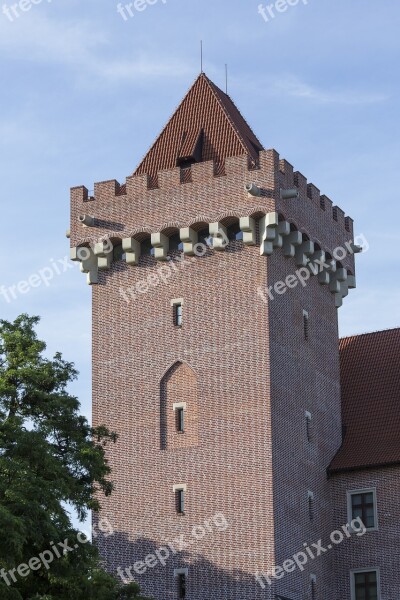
(348, 490), (378, 530)
(176, 489), (185, 514)
(176, 407), (185, 433)
(171, 300), (183, 327)
(177, 573), (186, 599)
(175, 303), (183, 327)
(352, 570), (379, 600)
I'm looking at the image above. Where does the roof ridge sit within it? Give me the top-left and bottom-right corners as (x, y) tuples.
(340, 326), (400, 341)
(133, 72), (263, 177)
(202, 74), (254, 158)
(206, 75), (264, 155)
(133, 73), (204, 176)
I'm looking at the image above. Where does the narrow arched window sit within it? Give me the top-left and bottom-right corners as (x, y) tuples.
(160, 363), (198, 450)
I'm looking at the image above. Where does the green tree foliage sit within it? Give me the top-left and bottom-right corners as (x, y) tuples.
(0, 315), (150, 600)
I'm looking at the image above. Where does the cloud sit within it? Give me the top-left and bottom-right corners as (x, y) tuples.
(96, 57), (193, 82)
(0, 11), (192, 83)
(270, 76), (388, 105)
(0, 11), (105, 62)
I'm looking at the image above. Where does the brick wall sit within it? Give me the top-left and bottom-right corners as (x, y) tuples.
(71, 148), (358, 600)
(268, 249), (342, 599)
(330, 467), (400, 599)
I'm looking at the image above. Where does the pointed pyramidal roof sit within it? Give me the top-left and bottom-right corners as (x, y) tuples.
(134, 73), (264, 179)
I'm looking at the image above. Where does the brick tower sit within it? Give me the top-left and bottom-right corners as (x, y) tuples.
(70, 73), (360, 600)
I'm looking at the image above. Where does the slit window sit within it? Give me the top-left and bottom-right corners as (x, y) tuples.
(171, 299), (183, 327)
(311, 575), (317, 600)
(303, 310), (309, 341)
(175, 304), (183, 327)
(176, 489), (185, 514)
(306, 411), (312, 442)
(176, 407), (185, 433)
(177, 573), (186, 599)
(308, 491), (314, 521)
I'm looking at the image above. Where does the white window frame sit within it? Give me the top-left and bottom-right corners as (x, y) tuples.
(174, 568), (188, 577)
(173, 403), (186, 433)
(173, 484), (187, 492)
(173, 484), (187, 514)
(350, 568), (381, 600)
(347, 488), (378, 532)
(171, 298), (184, 327)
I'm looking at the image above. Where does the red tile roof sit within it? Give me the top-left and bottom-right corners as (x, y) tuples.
(134, 73), (263, 180)
(329, 328), (400, 474)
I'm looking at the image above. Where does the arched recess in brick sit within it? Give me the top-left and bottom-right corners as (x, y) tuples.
(160, 362), (199, 450)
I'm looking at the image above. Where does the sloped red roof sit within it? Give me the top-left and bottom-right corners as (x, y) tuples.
(329, 328), (400, 474)
(134, 73), (263, 178)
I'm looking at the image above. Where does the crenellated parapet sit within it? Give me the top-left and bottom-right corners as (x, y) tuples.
(70, 148), (360, 307)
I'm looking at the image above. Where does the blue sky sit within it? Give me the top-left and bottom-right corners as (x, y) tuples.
(0, 0), (399, 428)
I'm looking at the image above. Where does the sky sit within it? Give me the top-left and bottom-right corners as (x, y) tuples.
(0, 0), (399, 427)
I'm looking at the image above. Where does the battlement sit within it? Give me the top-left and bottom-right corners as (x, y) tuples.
(69, 144), (360, 310)
(72, 149), (353, 238)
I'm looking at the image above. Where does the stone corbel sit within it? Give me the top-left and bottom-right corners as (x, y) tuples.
(318, 258), (337, 286)
(308, 250), (326, 276)
(70, 247), (98, 285)
(347, 275), (357, 290)
(151, 232), (169, 261)
(122, 237), (141, 265)
(209, 222), (228, 251)
(274, 220), (290, 248)
(260, 212), (278, 256)
(335, 274), (356, 308)
(295, 240), (315, 267)
(94, 241), (113, 271)
(180, 227), (198, 256)
(334, 293), (344, 308)
(282, 230), (303, 258)
(329, 268), (347, 294)
(318, 270), (330, 285)
(239, 216), (256, 246)
(336, 274), (357, 304)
